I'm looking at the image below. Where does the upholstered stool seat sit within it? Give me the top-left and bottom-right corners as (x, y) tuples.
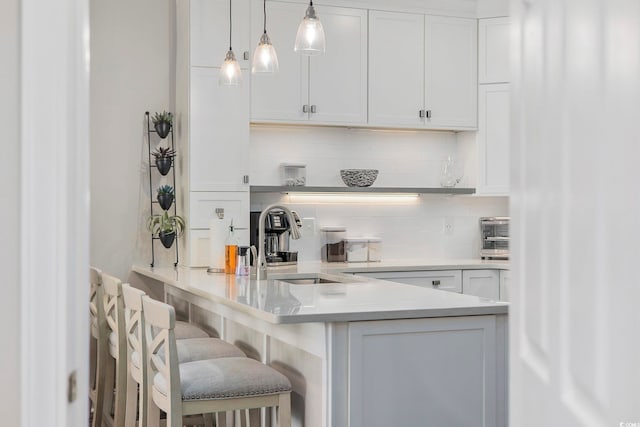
(174, 321), (210, 339)
(153, 357), (291, 401)
(130, 338), (245, 370)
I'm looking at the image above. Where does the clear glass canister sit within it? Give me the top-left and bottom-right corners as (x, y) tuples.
(367, 237), (382, 262)
(321, 226), (346, 262)
(345, 238), (368, 263)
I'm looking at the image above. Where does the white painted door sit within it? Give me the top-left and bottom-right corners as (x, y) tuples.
(189, 67), (250, 191)
(250, 0), (309, 122)
(478, 17), (510, 84)
(477, 83), (510, 195)
(462, 269), (500, 300)
(309, 6), (368, 124)
(511, 0), (640, 425)
(368, 11), (424, 127)
(189, 0), (251, 69)
(424, 15), (477, 129)
(19, 0), (90, 425)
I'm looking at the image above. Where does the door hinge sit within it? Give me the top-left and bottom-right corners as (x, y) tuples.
(68, 371), (77, 403)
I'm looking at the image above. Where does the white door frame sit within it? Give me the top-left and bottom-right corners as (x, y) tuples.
(20, 0), (90, 425)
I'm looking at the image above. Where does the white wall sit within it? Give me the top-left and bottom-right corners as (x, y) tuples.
(90, 0), (176, 279)
(0, 0), (21, 423)
(250, 125), (508, 260)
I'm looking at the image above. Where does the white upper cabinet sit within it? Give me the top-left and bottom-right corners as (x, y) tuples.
(368, 11), (477, 130)
(477, 83), (510, 195)
(251, 2), (367, 125)
(478, 17), (510, 84)
(368, 11), (424, 127)
(189, 0), (251, 69)
(189, 67), (249, 191)
(424, 15), (478, 129)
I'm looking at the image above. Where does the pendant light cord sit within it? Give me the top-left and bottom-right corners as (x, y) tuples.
(229, 0), (232, 50)
(263, 0), (267, 34)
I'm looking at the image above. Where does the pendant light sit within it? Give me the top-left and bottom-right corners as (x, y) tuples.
(219, 0), (242, 85)
(294, 0), (326, 56)
(252, 0), (279, 73)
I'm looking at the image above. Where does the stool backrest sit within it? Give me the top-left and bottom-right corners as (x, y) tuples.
(142, 296), (181, 410)
(102, 273), (126, 358)
(89, 267), (104, 339)
(122, 284), (146, 368)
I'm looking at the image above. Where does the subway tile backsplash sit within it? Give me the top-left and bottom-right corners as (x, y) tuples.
(250, 124), (508, 261)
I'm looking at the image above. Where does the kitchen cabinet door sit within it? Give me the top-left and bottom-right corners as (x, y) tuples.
(478, 17), (510, 84)
(189, 67), (250, 191)
(189, 0), (251, 69)
(499, 269), (510, 302)
(477, 83), (510, 195)
(462, 269), (500, 300)
(251, 1), (309, 122)
(309, 6), (368, 124)
(251, 2), (367, 125)
(424, 15), (477, 129)
(355, 270), (462, 293)
(368, 11), (424, 127)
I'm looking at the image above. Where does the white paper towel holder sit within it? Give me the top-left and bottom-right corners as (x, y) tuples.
(207, 208), (227, 274)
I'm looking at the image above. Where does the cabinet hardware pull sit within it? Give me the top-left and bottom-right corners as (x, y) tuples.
(243, 51), (249, 60)
(432, 280), (441, 286)
(243, 175), (249, 184)
(310, 105), (317, 113)
(302, 105), (309, 113)
(425, 110), (432, 119)
(419, 109), (425, 118)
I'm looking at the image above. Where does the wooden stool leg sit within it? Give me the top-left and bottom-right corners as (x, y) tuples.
(102, 356), (115, 423)
(147, 398), (161, 427)
(114, 356), (128, 427)
(124, 371), (138, 427)
(277, 393), (291, 427)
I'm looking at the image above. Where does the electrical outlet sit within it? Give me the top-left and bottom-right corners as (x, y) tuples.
(443, 217), (455, 236)
(302, 217), (316, 234)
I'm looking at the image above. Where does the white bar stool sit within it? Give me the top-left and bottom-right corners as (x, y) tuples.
(121, 283), (245, 427)
(142, 296), (292, 427)
(89, 267), (108, 427)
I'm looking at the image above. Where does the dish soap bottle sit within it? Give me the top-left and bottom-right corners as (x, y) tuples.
(224, 220), (238, 274)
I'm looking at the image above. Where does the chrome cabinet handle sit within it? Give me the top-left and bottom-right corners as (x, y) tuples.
(310, 105), (317, 113)
(302, 105), (309, 113)
(432, 280), (441, 286)
(419, 109), (425, 118)
(425, 110), (432, 119)
(243, 51), (250, 60)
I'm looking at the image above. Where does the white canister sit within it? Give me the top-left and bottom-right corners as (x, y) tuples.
(345, 238), (369, 263)
(208, 216), (228, 273)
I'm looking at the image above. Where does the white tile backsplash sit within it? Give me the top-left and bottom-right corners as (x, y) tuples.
(249, 125), (508, 261)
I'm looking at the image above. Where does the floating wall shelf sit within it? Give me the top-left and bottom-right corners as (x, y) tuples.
(250, 186), (476, 195)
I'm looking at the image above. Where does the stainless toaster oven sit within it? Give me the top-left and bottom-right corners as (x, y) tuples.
(480, 217), (510, 260)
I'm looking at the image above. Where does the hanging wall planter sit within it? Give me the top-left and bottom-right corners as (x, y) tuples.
(152, 111), (173, 139)
(159, 231), (176, 248)
(147, 211), (185, 250)
(151, 146), (175, 176)
(156, 185), (175, 210)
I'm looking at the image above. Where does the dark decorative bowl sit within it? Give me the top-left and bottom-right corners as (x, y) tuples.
(340, 169), (379, 187)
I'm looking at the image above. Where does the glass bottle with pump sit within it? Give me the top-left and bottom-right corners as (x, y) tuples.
(224, 220), (238, 274)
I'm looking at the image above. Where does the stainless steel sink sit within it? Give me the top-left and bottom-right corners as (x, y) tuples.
(270, 273), (358, 285)
(278, 277), (342, 285)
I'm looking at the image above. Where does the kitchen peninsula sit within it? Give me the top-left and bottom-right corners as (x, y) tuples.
(132, 261), (508, 427)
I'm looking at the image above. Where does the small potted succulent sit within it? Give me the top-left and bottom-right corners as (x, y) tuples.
(156, 185), (175, 210)
(152, 110), (172, 139)
(151, 146), (175, 176)
(147, 211), (185, 249)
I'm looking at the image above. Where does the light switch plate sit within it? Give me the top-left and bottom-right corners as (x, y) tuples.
(302, 217), (316, 234)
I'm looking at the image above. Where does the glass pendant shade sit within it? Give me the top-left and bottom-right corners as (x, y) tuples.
(252, 33), (279, 73)
(219, 50), (242, 86)
(294, 4), (325, 55)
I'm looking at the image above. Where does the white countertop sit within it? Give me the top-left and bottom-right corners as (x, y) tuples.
(132, 259), (509, 324)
